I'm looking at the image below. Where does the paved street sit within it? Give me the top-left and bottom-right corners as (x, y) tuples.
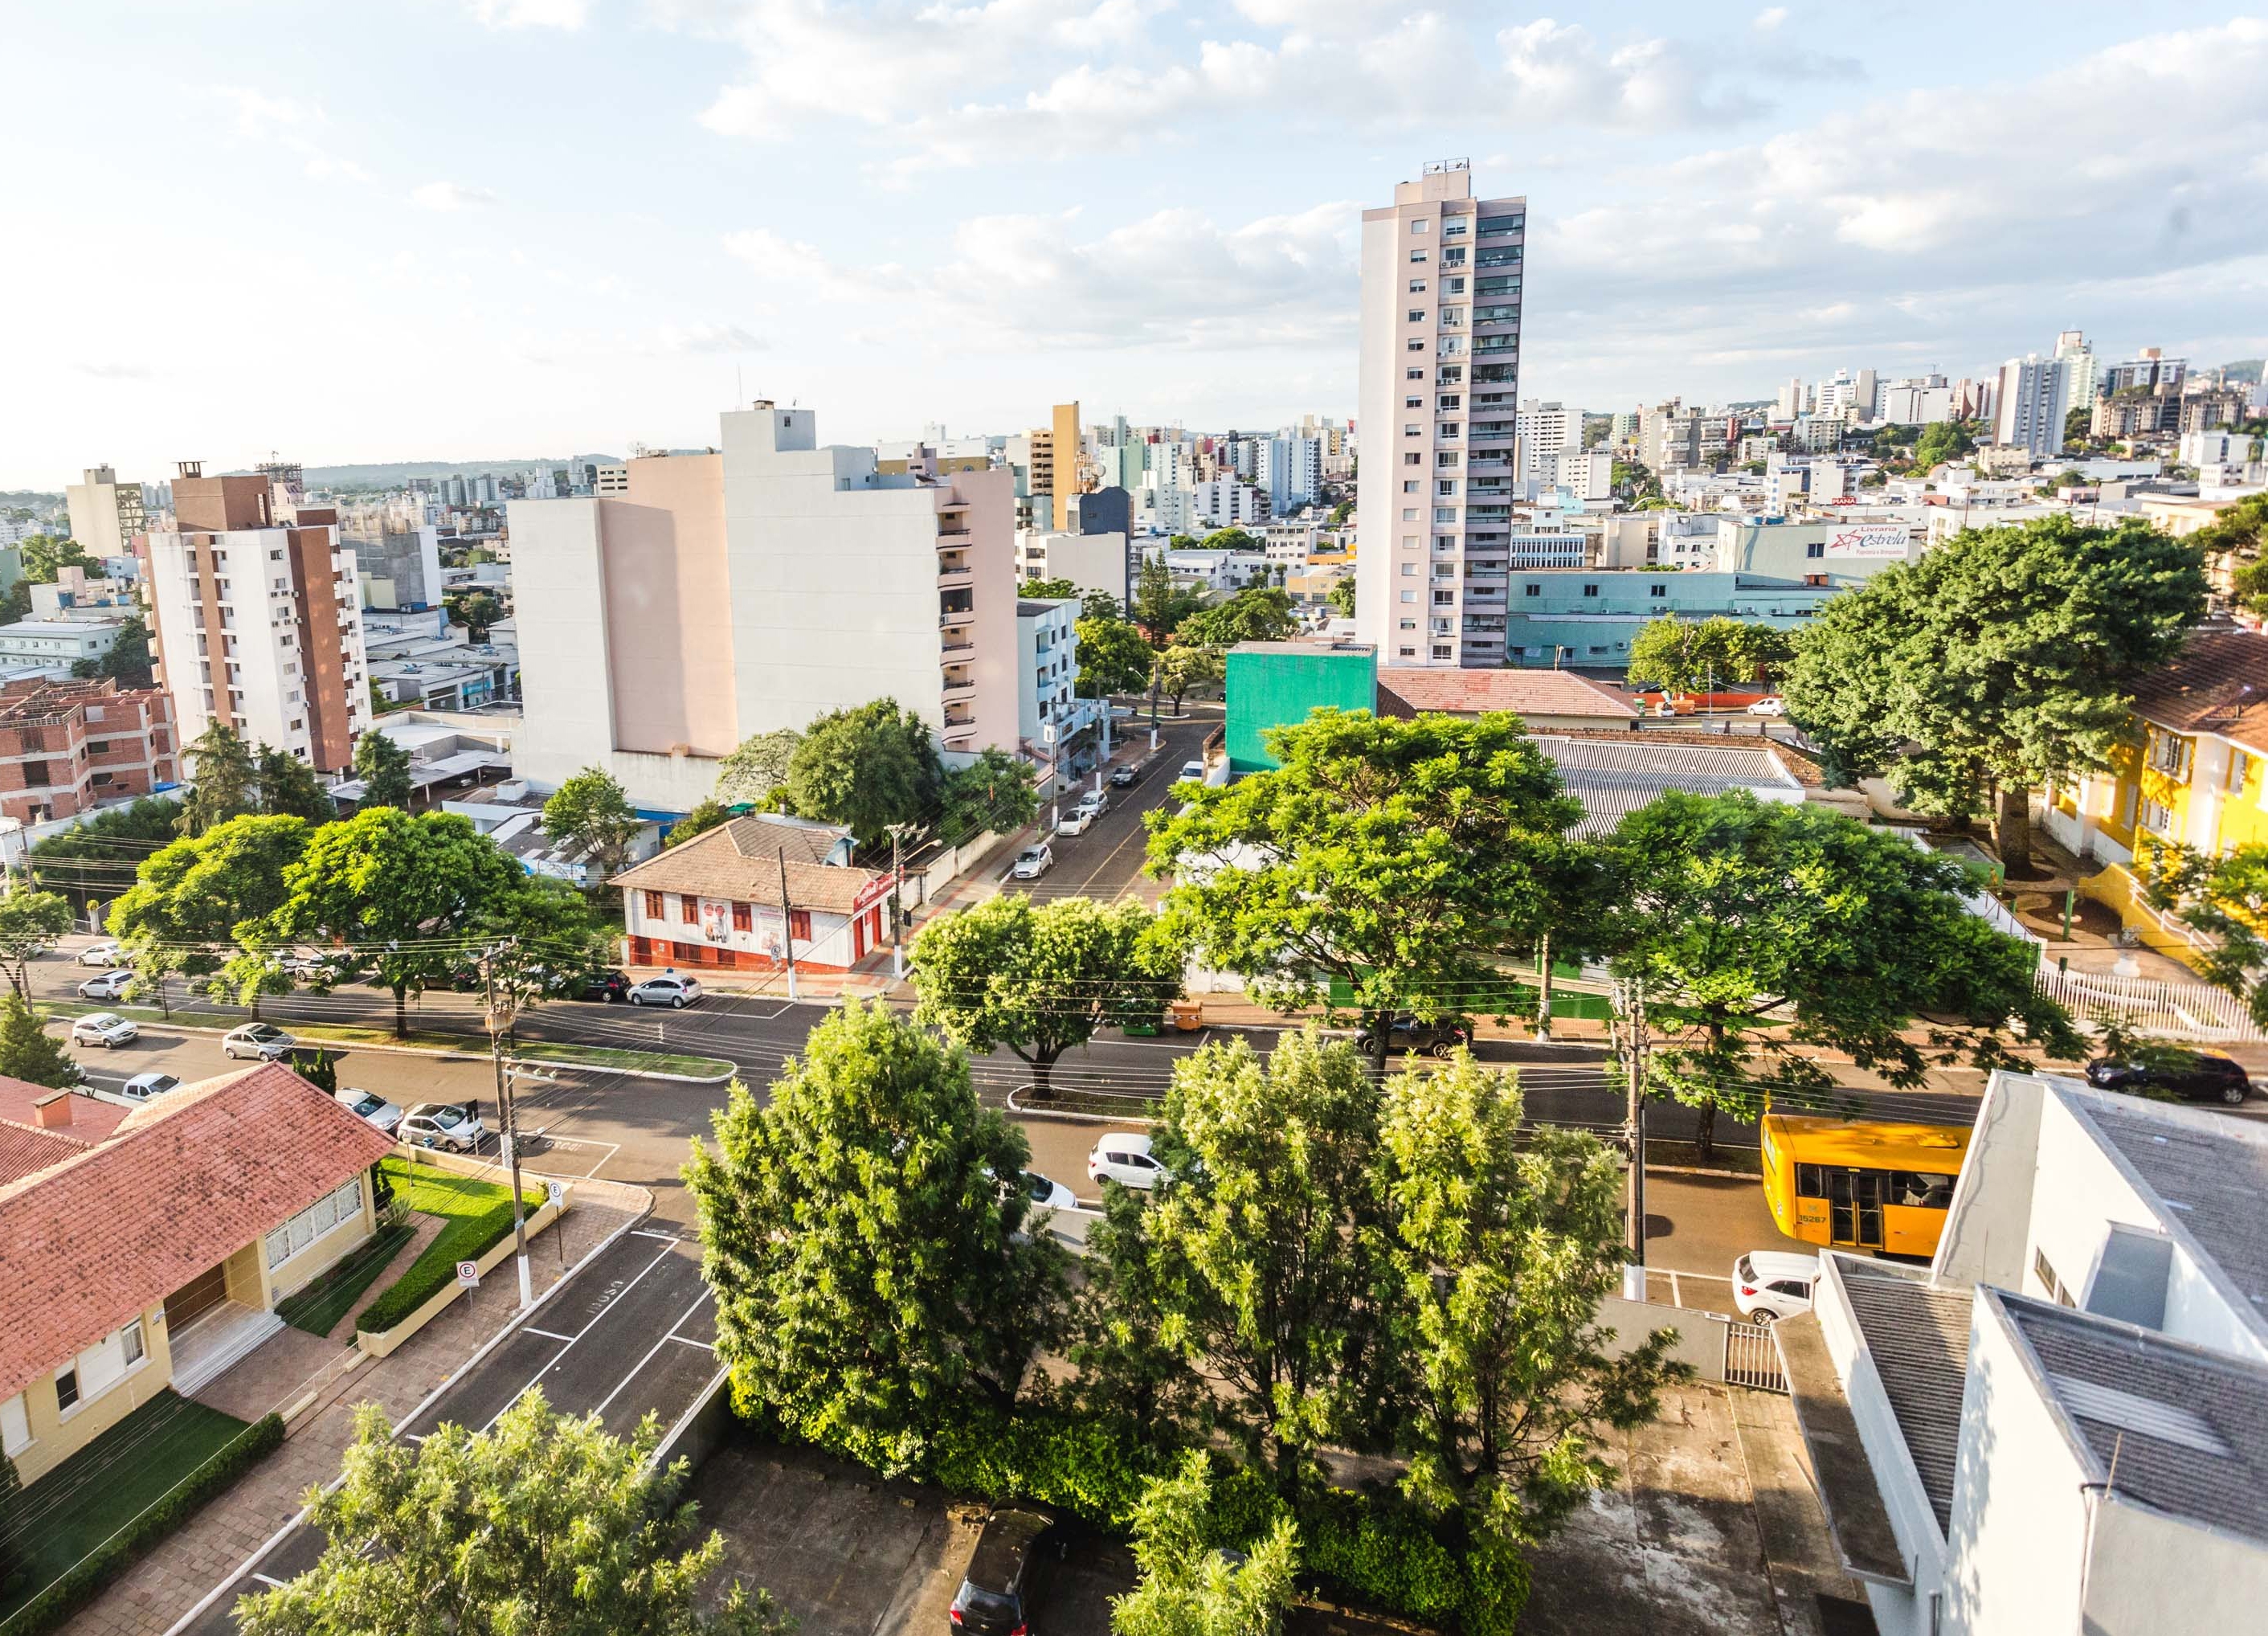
(1010, 712), (1211, 903)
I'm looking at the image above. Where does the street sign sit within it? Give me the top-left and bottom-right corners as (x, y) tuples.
(546, 1179), (566, 1210)
(456, 1261), (480, 1289)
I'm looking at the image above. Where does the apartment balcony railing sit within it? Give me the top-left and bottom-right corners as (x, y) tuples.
(940, 607), (975, 629)
(1476, 248), (1522, 268)
(1476, 214), (1524, 237)
(942, 677), (977, 700)
(938, 528), (972, 542)
(938, 565), (974, 587)
(941, 636), (976, 656)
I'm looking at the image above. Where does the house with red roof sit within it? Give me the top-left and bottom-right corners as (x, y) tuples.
(0, 1064), (394, 1487)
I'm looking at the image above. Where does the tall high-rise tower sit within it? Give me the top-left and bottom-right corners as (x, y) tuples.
(1355, 161), (1527, 669)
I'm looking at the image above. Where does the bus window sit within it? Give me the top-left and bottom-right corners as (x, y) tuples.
(1796, 1163), (1828, 1198)
(1892, 1171), (1955, 1209)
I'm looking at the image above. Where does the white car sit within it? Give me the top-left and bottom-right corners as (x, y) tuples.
(222, 1022), (296, 1061)
(1088, 1132), (1168, 1192)
(77, 970), (133, 1000)
(1011, 845), (1054, 881)
(400, 1101), (486, 1151)
(1732, 1249), (1820, 1325)
(334, 1086), (403, 1134)
(70, 1012), (139, 1049)
(1021, 1170), (1077, 1213)
(77, 942), (126, 967)
(1747, 697), (1788, 717)
(1077, 789), (1109, 817)
(1179, 760), (1206, 783)
(119, 1071), (182, 1105)
(1055, 806), (1095, 836)
(627, 974), (702, 1008)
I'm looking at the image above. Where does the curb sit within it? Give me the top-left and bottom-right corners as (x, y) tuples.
(1005, 1085), (1159, 1125)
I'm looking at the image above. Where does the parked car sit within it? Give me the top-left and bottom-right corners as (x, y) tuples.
(1077, 788), (1109, 816)
(1011, 844), (1054, 881)
(567, 968), (631, 1003)
(628, 973), (703, 1008)
(949, 1505), (1060, 1636)
(335, 1087), (403, 1134)
(77, 941), (126, 967)
(1747, 697), (1788, 717)
(70, 1012), (139, 1049)
(1179, 759), (1206, 783)
(1022, 1170), (1077, 1213)
(119, 1071), (181, 1105)
(2085, 1051), (2255, 1106)
(77, 969), (133, 1000)
(400, 1100), (486, 1151)
(1733, 1250), (1820, 1326)
(222, 1022), (296, 1061)
(1109, 764), (1138, 787)
(1353, 1013), (1473, 1059)
(1055, 806), (1094, 836)
(1088, 1131), (1168, 1192)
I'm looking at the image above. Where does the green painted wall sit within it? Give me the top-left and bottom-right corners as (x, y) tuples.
(1225, 647), (1375, 773)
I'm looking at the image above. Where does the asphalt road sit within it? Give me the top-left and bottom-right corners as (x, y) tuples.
(1012, 712), (1212, 902)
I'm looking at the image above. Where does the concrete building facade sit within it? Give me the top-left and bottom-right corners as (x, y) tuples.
(63, 466), (147, 558)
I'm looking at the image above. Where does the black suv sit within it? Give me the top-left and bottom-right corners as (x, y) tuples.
(2085, 1052), (2254, 1106)
(1354, 1013), (1473, 1059)
(567, 968), (631, 1003)
(950, 1506), (1057, 1635)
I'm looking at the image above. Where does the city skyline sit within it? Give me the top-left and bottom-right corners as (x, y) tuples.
(5, 2), (2266, 487)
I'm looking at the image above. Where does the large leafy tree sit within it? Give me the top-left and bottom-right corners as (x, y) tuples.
(351, 728), (415, 810)
(178, 723), (260, 836)
(1781, 516), (2206, 870)
(1077, 614), (1154, 697)
(1624, 616), (1792, 696)
(912, 895), (1187, 1098)
(1109, 1031), (1390, 1492)
(1147, 709), (1583, 1074)
(234, 1393), (784, 1636)
(0, 994), (80, 1089)
(1377, 1053), (1687, 1540)
(0, 886), (72, 998)
(108, 814), (314, 1013)
(256, 744), (337, 823)
(714, 728), (803, 807)
(1910, 417), (1980, 472)
(1111, 1452), (1299, 1636)
(1175, 587), (1297, 649)
(542, 765), (645, 884)
(1602, 791), (2078, 1160)
(938, 748), (1039, 845)
(1133, 552), (1208, 647)
(25, 796), (182, 901)
(268, 808), (524, 1035)
(666, 798), (731, 849)
(18, 534), (88, 584)
(684, 1001), (1065, 1470)
(1152, 644), (1224, 714)
(443, 588), (503, 640)
(783, 699), (941, 848)
(1325, 578), (1355, 620)
(72, 613), (153, 687)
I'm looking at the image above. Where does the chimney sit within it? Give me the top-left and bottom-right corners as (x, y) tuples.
(34, 1090), (73, 1129)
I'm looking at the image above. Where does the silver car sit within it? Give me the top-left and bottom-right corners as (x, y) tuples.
(222, 1023), (296, 1061)
(69, 1012), (140, 1049)
(334, 1087), (403, 1134)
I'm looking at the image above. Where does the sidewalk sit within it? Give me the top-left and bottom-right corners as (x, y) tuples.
(60, 1184), (650, 1636)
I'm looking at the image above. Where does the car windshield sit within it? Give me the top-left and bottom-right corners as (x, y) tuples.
(1024, 1172), (1052, 1200)
(352, 1094), (383, 1115)
(87, 1014), (121, 1027)
(249, 1025), (283, 1041)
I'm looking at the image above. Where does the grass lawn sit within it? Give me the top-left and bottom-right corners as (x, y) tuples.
(357, 1158), (548, 1335)
(273, 1221), (417, 1338)
(0, 1392), (246, 1620)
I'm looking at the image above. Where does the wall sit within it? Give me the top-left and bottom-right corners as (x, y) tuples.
(6, 1300), (174, 1487)
(1225, 648), (1377, 772)
(507, 498), (622, 793)
(603, 455), (737, 759)
(262, 1183), (378, 1303)
(2082, 1491), (2268, 1634)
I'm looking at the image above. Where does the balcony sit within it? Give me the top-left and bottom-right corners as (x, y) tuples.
(938, 527), (972, 542)
(942, 677), (977, 701)
(940, 602), (975, 628)
(941, 634), (976, 657)
(938, 564), (974, 587)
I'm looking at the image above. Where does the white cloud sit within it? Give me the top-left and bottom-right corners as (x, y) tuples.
(1753, 6), (1788, 30)
(412, 181), (501, 211)
(469, 0), (594, 27)
(654, 322), (768, 354)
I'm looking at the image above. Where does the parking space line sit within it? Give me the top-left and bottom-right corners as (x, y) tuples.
(632, 1229), (686, 1243)
(472, 1243), (684, 1435)
(251, 1575), (287, 1590)
(591, 1292), (714, 1419)
(522, 1327), (574, 1342)
(667, 1333), (715, 1352)
(1669, 1270), (1682, 1307)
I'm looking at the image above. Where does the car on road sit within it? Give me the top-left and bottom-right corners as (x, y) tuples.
(1011, 844), (1054, 881)
(78, 941), (126, 967)
(400, 1100), (486, 1151)
(567, 968), (631, 1003)
(949, 1504), (1060, 1636)
(627, 973), (703, 1008)
(1109, 764), (1138, 787)
(1055, 805), (1094, 836)
(1747, 697), (1788, 717)
(1179, 759), (1206, 783)
(335, 1087), (403, 1133)
(69, 1012), (139, 1049)
(1022, 1170), (1077, 1213)
(77, 969), (133, 1000)
(222, 1022), (296, 1061)
(1076, 788), (1109, 817)
(2085, 1050), (2255, 1106)
(1733, 1250), (1820, 1326)
(119, 1071), (182, 1105)
(1353, 1013), (1474, 1059)
(1088, 1131), (1168, 1192)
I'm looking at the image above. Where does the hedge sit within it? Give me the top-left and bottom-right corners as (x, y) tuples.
(0, 1413), (284, 1636)
(354, 1197), (522, 1335)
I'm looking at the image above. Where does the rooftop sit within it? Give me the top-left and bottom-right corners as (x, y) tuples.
(1530, 734), (1808, 837)
(1837, 1257), (1975, 1535)
(1376, 667), (1639, 720)
(1229, 639), (1377, 657)
(2125, 628), (2268, 758)
(610, 816), (880, 911)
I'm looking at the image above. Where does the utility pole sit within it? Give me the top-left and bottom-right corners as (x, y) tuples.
(776, 845), (798, 1001)
(484, 940), (533, 1309)
(1623, 981), (1649, 1283)
(889, 828), (906, 980)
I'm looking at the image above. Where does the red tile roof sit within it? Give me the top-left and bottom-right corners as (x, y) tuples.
(0, 1078), (128, 1143)
(0, 1062), (395, 1401)
(1375, 667), (1642, 720)
(0, 1120), (84, 1186)
(2127, 629), (2268, 757)
(609, 816), (883, 911)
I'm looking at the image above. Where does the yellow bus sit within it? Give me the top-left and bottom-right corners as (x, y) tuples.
(1759, 1115), (1969, 1258)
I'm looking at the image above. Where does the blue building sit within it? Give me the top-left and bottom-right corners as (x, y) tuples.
(1494, 569), (1841, 669)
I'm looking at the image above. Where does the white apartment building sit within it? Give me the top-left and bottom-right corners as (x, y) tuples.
(510, 406), (1018, 812)
(1015, 595), (1097, 783)
(63, 466), (147, 558)
(1776, 377), (1804, 419)
(1783, 1070), (2268, 1636)
(1995, 354), (2070, 459)
(1017, 528), (1128, 605)
(1189, 478), (1269, 530)
(2181, 429), (2258, 468)
(145, 466), (372, 771)
(1253, 436), (1323, 513)
(1877, 378), (1955, 425)
(2053, 329), (2098, 429)
(0, 619), (125, 677)
(1355, 161), (1527, 668)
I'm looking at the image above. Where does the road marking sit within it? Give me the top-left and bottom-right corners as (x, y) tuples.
(1668, 1270), (1682, 1307)
(591, 1291), (716, 1418)
(632, 1229), (688, 1243)
(251, 1574), (288, 1589)
(474, 1244), (684, 1435)
(667, 1333), (716, 1352)
(522, 1327), (575, 1342)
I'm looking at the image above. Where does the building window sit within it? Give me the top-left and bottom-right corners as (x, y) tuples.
(121, 1319), (145, 1368)
(2229, 751), (2250, 793)
(1806, 542), (1824, 558)
(1404, 453), (1421, 465)
(1404, 396), (1424, 409)
(1408, 250), (1427, 264)
(1406, 309), (1426, 323)
(1408, 280), (1425, 292)
(1399, 646), (1416, 657)
(1406, 338), (1424, 351)
(1650, 584), (1667, 597)
(21, 760), (47, 787)
(1401, 563), (1417, 577)
(679, 894), (700, 923)
(1406, 368), (1423, 381)
(1403, 481), (1419, 493)
(266, 1178), (364, 1266)
(2147, 733), (2193, 780)
(2139, 797), (2176, 836)
(1432, 644), (1453, 658)
(789, 910), (812, 942)
(1525, 584), (1541, 597)
(644, 890), (664, 919)
(732, 902), (753, 933)
(55, 1367), (78, 1412)
(1582, 583), (1600, 598)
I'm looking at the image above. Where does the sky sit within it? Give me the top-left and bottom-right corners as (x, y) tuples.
(4, 2), (2266, 487)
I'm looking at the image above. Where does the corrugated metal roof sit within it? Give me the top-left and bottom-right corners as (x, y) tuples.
(1840, 1258), (1975, 1535)
(2081, 1100), (2268, 1346)
(1531, 735), (1804, 837)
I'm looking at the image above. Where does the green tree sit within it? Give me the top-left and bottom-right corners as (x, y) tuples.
(1602, 791), (2079, 1160)
(1077, 616), (1154, 697)
(667, 798), (732, 848)
(234, 1393), (785, 1636)
(913, 895), (1187, 1098)
(1610, 459), (1661, 501)
(82, 614), (153, 687)
(938, 748), (1039, 845)
(178, 723), (260, 836)
(443, 589), (503, 640)
(1327, 499), (1354, 526)
(1148, 710), (1581, 1074)
(2133, 841), (2268, 1029)
(1021, 576), (1081, 599)
(352, 728), (415, 809)
(2188, 491), (2268, 565)
(1153, 644), (1223, 714)
(268, 808), (524, 1035)
(2064, 406), (2092, 449)
(109, 814), (315, 1019)
(542, 766), (645, 884)
(1780, 516), (2206, 870)
(1911, 417), (1980, 472)
(1175, 587), (1297, 648)
(715, 728), (803, 808)
(1200, 527), (1263, 554)
(0, 886), (72, 998)
(1325, 577), (1355, 619)
(1111, 1452), (1299, 1636)
(18, 534), (88, 584)
(25, 796), (181, 901)
(0, 576), (28, 623)
(1625, 616), (1793, 695)
(684, 1001), (1065, 1470)
(0, 993), (80, 1088)
(1378, 1051), (1688, 1540)
(1110, 1031), (1388, 1491)
(257, 744), (337, 823)
(783, 699), (940, 847)
(1134, 553), (1208, 647)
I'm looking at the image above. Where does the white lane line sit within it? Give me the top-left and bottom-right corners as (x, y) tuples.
(667, 1334), (716, 1352)
(1669, 1270), (1683, 1307)
(632, 1229), (687, 1242)
(522, 1327), (575, 1342)
(472, 1243), (683, 1435)
(592, 1292), (715, 1418)
(251, 1574), (288, 1589)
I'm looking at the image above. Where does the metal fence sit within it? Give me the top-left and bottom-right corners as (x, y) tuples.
(2035, 961), (2267, 1043)
(1724, 1322), (1788, 1393)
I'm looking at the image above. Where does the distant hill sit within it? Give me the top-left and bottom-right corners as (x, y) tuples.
(2221, 358), (2263, 386)
(0, 491), (63, 509)
(219, 456), (624, 489)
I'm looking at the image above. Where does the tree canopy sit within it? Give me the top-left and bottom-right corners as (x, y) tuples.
(1624, 616), (1792, 696)
(1153, 644), (1224, 714)
(714, 729), (803, 808)
(1781, 515), (2206, 869)
(256, 746), (337, 824)
(783, 699), (941, 847)
(109, 813), (314, 1013)
(1175, 587), (1297, 649)
(1911, 417), (1980, 472)
(0, 993), (80, 1089)
(18, 534), (88, 584)
(1111, 1452), (1299, 1636)
(70, 613), (153, 688)
(667, 798), (732, 849)
(178, 723), (260, 836)
(1077, 614), (1153, 697)
(1325, 578), (1355, 619)
(0, 887), (72, 997)
(2134, 840), (2268, 1027)
(351, 728), (415, 810)
(938, 748), (1039, 845)
(1133, 553), (1208, 647)
(542, 766), (644, 882)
